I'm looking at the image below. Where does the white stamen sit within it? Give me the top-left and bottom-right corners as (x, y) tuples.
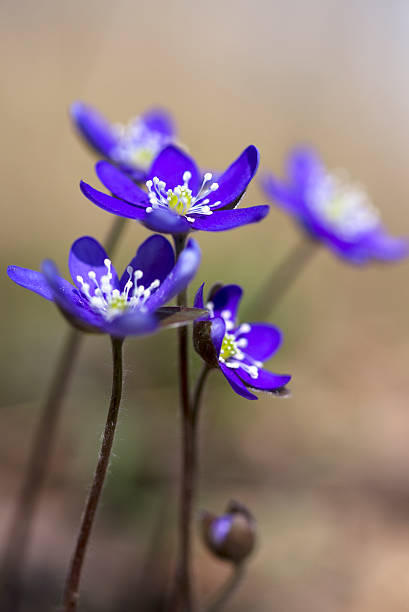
(76, 260), (159, 322)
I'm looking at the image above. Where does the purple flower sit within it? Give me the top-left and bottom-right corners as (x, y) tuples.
(262, 148), (408, 264)
(194, 284), (291, 400)
(80, 145), (269, 235)
(70, 102), (176, 181)
(8, 235), (201, 337)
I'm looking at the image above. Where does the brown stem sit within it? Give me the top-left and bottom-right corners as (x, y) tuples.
(191, 364), (211, 428)
(204, 563), (246, 612)
(0, 217), (127, 612)
(172, 233), (195, 612)
(0, 330), (80, 611)
(61, 336), (124, 612)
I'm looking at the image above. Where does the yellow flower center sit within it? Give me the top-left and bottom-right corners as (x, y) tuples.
(219, 333), (238, 361)
(167, 186), (193, 215)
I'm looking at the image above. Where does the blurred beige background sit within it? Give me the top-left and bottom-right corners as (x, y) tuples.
(1, 0), (409, 610)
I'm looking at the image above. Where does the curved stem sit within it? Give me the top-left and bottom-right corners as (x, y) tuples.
(248, 237), (318, 320)
(204, 563), (246, 612)
(172, 233), (195, 612)
(0, 217), (126, 612)
(191, 365), (211, 428)
(61, 336), (124, 612)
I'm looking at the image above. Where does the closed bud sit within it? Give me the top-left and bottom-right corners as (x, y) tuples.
(200, 500), (256, 564)
(193, 283), (224, 368)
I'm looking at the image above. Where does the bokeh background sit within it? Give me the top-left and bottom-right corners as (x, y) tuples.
(1, 0), (409, 610)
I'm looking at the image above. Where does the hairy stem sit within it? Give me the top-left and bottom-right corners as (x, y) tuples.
(249, 237), (318, 320)
(204, 564), (246, 612)
(172, 233), (195, 612)
(62, 336), (124, 612)
(0, 218), (126, 612)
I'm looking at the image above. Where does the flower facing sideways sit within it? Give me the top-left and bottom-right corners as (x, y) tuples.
(194, 284), (291, 400)
(80, 144), (269, 235)
(262, 148), (408, 264)
(8, 235), (202, 337)
(70, 102), (177, 182)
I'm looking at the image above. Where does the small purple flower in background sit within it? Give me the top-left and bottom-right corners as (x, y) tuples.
(194, 284), (291, 400)
(7, 235), (201, 337)
(80, 145), (269, 235)
(70, 102), (176, 182)
(262, 148), (408, 264)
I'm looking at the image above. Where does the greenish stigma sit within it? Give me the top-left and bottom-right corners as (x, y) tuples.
(167, 186), (193, 215)
(219, 333), (238, 361)
(107, 294), (129, 314)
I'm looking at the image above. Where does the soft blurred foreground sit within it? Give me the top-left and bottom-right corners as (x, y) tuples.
(1, 0), (409, 610)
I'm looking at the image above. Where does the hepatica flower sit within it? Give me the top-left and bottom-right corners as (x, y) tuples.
(70, 102), (176, 181)
(80, 145), (269, 234)
(262, 148), (408, 264)
(194, 284), (291, 400)
(7, 235), (201, 337)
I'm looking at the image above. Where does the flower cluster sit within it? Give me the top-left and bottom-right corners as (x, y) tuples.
(6, 100), (409, 612)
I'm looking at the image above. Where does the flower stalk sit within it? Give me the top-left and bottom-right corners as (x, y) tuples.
(62, 336), (124, 612)
(249, 237), (317, 320)
(205, 563), (246, 612)
(173, 232), (195, 612)
(0, 217), (127, 612)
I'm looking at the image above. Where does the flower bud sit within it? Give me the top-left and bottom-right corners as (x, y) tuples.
(200, 500), (256, 564)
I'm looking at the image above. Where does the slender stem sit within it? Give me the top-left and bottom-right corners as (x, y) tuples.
(0, 330), (80, 611)
(204, 564), (246, 612)
(0, 217), (127, 612)
(62, 336), (124, 612)
(249, 236), (318, 320)
(191, 365), (211, 428)
(172, 233), (195, 612)
(103, 216), (127, 253)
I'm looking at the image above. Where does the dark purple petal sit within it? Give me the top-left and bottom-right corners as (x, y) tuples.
(360, 228), (409, 262)
(142, 208), (191, 234)
(194, 283), (205, 308)
(237, 323), (283, 361)
(144, 238), (201, 311)
(7, 266), (54, 301)
(69, 236), (119, 291)
(70, 102), (118, 158)
(42, 260), (104, 331)
(210, 284), (243, 323)
(96, 161), (150, 206)
(149, 145), (200, 194)
(205, 145), (259, 209)
(104, 310), (158, 338)
(80, 181), (148, 221)
(237, 367), (291, 391)
(219, 363), (258, 400)
(119, 234), (175, 291)
(141, 108), (176, 138)
(210, 317), (226, 358)
(192, 205), (269, 231)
